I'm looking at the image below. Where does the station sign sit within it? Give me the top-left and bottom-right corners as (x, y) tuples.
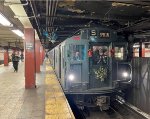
(26, 42), (34, 51)
(90, 29), (110, 38)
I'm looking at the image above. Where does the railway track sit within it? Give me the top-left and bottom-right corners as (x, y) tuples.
(67, 94), (150, 119)
(111, 100), (150, 119)
(71, 100), (149, 119)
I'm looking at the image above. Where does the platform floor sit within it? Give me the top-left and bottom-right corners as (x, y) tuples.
(0, 60), (74, 119)
(45, 60), (75, 119)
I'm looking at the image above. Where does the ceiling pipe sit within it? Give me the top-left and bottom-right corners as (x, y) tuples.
(51, 1), (58, 34)
(28, 0), (41, 36)
(46, 0), (58, 36)
(48, 0), (52, 32)
(49, 1), (54, 27)
(47, 0), (52, 33)
(55, 31), (76, 33)
(41, 14), (139, 22)
(109, 1), (150, 7)
(46, 0), (49, 31)
(46, 0), (53, 34)
(117, 18), (150, 32)
(41, 24), (107, 28)
(104, 6), (113, 17)
(51, 1), (58, 26)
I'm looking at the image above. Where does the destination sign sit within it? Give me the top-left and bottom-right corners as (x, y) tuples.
(90, 29), (110, 38)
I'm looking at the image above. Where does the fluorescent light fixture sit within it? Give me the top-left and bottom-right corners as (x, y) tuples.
(11, 29), (24, 38)
(0, 13), (12, 26)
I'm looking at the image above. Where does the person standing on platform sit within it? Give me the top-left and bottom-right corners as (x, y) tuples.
(12, 52), (20, 72)
(11, 53), (15, 70)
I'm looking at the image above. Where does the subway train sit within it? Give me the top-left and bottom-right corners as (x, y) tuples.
(48, 27), (132, 111)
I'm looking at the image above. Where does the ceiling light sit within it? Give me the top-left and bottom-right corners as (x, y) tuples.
(11, 29), (24, 38)
(0, 13), (12, 26)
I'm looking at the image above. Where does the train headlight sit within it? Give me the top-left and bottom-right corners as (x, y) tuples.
(122, 72), (128, 78)
(68, 74), (75, 81)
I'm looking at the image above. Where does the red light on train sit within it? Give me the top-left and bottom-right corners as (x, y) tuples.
(73, 36), (80, 40)
(88, 49), (92, 57)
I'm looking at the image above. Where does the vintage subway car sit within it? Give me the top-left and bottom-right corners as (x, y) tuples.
(49, 27), (132, 110)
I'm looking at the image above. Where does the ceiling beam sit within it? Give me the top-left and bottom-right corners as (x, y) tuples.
(40, 14), (140, 21)
(42, 24), (89, 28)
(117, 18), (150, 32)
(0, 37), (21, 39)
(57, 35), (70, 37)
(108, 1), (150, 6)
(55, 31), (75, 33)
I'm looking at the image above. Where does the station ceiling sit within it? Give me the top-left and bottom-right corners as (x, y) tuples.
(25, 0), (150, 49)
(0, 3), (24, 49)
(0, 0), (150, 50)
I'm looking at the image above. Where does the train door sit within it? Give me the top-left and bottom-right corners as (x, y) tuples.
(66, 44), (87, 91)
(89, 44), (111, 89)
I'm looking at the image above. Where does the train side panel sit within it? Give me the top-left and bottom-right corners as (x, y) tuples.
(60, 38), (89, 91)
(48, 49), (55, 68)
(54, 45), (61, 79)
(60, 41), (66, 88)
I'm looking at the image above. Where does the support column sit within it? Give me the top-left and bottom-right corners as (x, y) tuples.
(35, 40), (40, 73)
(4, 48), (9, 66)
(24, 28), (36, 89)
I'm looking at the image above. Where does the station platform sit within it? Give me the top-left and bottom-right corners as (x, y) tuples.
(0, 60), (75, 119)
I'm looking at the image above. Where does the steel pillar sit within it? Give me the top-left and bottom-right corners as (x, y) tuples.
(24, 28), (36, 89)
(35, 40), (40, 73)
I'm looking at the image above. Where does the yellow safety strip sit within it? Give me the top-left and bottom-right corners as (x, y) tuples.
(45, 60), (75, 119)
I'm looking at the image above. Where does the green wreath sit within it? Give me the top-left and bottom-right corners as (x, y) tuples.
(93, 66), (107, 81)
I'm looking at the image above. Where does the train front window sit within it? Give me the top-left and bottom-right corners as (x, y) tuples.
(92, 46), (108, 65)
(114, 46), (124, 60)
(68, 45), (85, 61)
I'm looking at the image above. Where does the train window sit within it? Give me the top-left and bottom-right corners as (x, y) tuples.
(114, 46), (124, 60)
(133, 43), (150, 57)
(68, 45), (85, 61)
(145, 43), (150, 57)
(92, 46), (108, 65)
